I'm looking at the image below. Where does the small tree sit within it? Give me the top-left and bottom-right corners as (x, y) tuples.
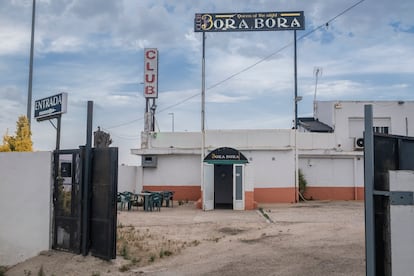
(298, 169), (308, 201)
(0, 116), (33, 152)
(0, 133), (11, 152)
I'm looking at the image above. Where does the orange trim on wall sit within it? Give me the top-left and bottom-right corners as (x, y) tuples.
(142, 185), (201, 201)
(304, 187), (365, 201)
(245, 191), (255, 210)
(254, 187), (297, 203)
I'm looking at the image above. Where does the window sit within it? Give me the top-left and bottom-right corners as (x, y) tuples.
(373, 126), (389, 134)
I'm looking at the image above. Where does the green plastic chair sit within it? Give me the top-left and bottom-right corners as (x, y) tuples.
(149, 192), (162, 211)
(162, 191), (174, 207)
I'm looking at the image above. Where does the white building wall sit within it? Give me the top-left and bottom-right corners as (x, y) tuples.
(315, 101), (335, 127)
(143, 155), (200, 186)
(118, 165), (142, 193)
(0, 152), (52, 266)
(137, 129), (295, 152)
(206, 129), (292, 149)
(249, 150), (294, 188)
(315, 101), (414, 151)
(298, 132), (336, 149)
(300, 157), (355, 187)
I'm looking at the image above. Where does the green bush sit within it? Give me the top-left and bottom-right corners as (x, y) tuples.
(298, 169), (307, 199)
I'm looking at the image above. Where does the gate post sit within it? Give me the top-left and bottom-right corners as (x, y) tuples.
(81, 101), (93, 256)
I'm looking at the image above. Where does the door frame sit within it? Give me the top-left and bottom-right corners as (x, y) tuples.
(203, 163), (214, 210)
(233, 164), (245, 210)
(203, 147), (248, 210)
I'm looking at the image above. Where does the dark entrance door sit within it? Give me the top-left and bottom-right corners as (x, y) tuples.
(52, 149), (82, 254)
(214, 164), (233, 209)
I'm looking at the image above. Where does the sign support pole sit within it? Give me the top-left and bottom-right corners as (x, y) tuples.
(294, 30), (298, 129)
(201, 31), (206, 210)
(293, 30), (299, 202)
(55, 115), (61, 150)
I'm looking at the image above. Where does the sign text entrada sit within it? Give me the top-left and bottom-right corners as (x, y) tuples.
(34, 92), (68, 121)
(195, 12), (304, 32)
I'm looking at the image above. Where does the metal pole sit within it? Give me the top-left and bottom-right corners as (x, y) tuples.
(201, 32), (206, 134)
(293, 30), (299, 202)
(144, 98), (149, 132)
(364, 104), (375, 276)
(27, 0), (36, 127)
(294, 30), (298, 129)
(313, 67), (322, 117)
(201, 31), (206, 210)
(82, 100), (93, 256)
(55, 116), (61, 150)
(169, 113), (174, 132)
(151, 99), (156, 132)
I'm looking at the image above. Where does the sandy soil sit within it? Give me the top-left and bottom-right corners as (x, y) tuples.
(5, 201), (365, 276)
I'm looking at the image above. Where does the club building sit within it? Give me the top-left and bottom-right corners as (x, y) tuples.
(130, 100), (414, 210)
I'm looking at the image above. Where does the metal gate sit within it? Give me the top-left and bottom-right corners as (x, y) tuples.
(373, 134), (414, 275)
(52, 147), (118, 259)
(52, 149), (82, 254)
(90, 147), (118, 260)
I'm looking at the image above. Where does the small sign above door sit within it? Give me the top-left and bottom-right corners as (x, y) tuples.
(204, 147), (248, 164)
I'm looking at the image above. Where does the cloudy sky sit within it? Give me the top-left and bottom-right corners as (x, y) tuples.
(1, 0), (413, 164)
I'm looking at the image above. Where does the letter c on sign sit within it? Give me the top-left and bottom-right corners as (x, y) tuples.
(146, 50), (156, 59)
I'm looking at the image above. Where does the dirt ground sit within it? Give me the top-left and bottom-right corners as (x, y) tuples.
(5, 201), (365, 276)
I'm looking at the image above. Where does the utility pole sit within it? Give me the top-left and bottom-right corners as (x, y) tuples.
(27, 0), (36, 127)
(313, 67), (323, 117)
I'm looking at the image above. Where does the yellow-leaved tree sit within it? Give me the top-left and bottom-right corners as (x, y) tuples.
(0, 115), (33, 152)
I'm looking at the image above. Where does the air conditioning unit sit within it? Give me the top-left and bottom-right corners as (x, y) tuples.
(142, 155), (157, 168)
(354, 137), (364, 150)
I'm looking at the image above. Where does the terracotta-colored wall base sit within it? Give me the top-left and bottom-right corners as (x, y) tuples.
(142, 185), (201, 201)
(245, 191), (255, 210)
(142, 186), (364, 209)
(254, 187), (297, 203)
(196, 197), (202, 209)
(304, 187), (364, 201)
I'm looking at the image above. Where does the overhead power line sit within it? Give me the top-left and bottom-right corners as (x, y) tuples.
(105, 0), (365, 132)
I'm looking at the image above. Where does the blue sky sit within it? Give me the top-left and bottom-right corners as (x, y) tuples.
(1, 0), (413, 164)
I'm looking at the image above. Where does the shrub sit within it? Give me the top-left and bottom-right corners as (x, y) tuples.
(298, 169), (307, 199)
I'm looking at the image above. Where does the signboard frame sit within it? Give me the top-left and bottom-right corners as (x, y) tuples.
(194, 11), (304, 32)
(144, 48), (159, 99)
(34, 92), (68, 122)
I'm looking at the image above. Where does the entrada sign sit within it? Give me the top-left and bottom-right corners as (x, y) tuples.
(195, 11), (304, 32)
(34, 92), (68, 121)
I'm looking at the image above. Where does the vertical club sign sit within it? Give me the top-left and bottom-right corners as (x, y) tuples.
(144, 48), (158, 98)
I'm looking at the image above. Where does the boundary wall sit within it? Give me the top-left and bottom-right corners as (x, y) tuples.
(0, 152), (53, 266)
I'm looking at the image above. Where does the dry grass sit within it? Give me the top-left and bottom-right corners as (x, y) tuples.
(116, 225), (201, 269)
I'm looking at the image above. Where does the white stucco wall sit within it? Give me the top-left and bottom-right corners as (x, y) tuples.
(248, 150), (294, 188)
(315, 101), (414, 151)
(118, 165), (142, 193)
(389, 170), (414, 275)
(299, 157), (361, 188)
(143, 155), (200, 186)
(0, 152), (52, 266)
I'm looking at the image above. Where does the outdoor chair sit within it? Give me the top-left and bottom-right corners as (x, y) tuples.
(129, 193), (143, 210)
(117, 192), (131, 211)
(149, 192), (162, 211)
(162, 191), (174, 207)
